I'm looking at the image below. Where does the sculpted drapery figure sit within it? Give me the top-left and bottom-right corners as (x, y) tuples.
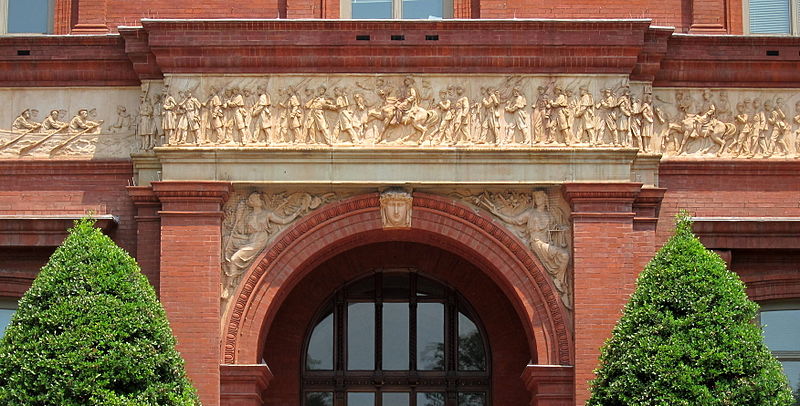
(531, 85), (549, 144)
(481, 88), (501, 144)
(161, 89), (178, 144)
(250, 86), (272, 145)
(137, 95), (156, 151)
(334, 87), (360, 144)
(574, 85), (596, 144)
(221, 191), (335, 302)
(433, 89), (454, 145)
(177, 90), (201, 145)
(470, 190), (571, 308)
(597, 88), (619, 146)
(548, 86), (571, 145)
(505, 87), (529, 144)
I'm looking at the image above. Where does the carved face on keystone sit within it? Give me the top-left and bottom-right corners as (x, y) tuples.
(380, 191), (412, 229)
(385, 200), (407, 226)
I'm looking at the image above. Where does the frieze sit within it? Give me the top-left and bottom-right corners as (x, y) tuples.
(137, 75), (800, 159)
(0, 87), (139, 159)
(453, 188), (573, 309)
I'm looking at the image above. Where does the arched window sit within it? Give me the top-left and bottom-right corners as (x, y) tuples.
(303, 270), (490, 406)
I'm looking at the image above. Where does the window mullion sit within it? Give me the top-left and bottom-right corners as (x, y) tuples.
(376, 273), (384, 372)
(394, 0), (403, 19)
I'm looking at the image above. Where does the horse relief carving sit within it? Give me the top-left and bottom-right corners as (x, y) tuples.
(147, 75), (800, 159)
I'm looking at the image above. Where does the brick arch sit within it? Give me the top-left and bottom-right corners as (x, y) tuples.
(222, 192), (572, 366)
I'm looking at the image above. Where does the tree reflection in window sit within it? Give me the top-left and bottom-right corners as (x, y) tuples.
(302, 271), (490, 405)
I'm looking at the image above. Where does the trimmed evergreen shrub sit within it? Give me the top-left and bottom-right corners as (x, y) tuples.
(0, 220), (200, 405)
(587, 214), (795, 406)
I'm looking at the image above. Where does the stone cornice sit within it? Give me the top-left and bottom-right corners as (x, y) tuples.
(0, 35), (139, 87)
(654, 34), (800, 88)
(139, 19), (652, 74)
(659, 159), (800, 177)
(0, 21), (798, 87)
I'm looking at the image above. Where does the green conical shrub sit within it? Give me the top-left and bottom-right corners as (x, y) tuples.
(0, 220), (200, 405)
(587, 214), (794, 406)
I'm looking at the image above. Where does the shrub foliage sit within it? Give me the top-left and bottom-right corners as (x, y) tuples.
(587, 215), (794, 406)
(0, 220), (199, 405)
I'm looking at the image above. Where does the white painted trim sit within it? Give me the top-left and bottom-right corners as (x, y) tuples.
(0, 0), (8, 34)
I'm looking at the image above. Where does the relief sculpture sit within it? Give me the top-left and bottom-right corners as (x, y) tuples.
(220, 191), (336, 308)
(456, 189), (572, 309)
(0, 108), (118, 158)
(151, 75), (800, 158)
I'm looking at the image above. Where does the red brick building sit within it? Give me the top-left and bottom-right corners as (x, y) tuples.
(0, 1), (799, 405)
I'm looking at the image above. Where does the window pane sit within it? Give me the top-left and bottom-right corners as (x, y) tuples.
(402, 0), (443, 19)
(417, 392), (445, 406)
(348, 392), (375, 406)
(417, 302), (444, 370)
(306, 392), (334, 406)
(307, 311), (334, 370)
(780, 361), (800, 396)
(749, 0), (791, 34)
(348, 303), (375, 370)
(382, 302), (409, 370)
(0, 308), (14, 338)
(8, 0), (51, 34)
(761, 309), (800, 351)
(458, 312), (486, 371)
(382, 392), (410, 406)
(352, 0), (392, 19)
(458, 392), (486, 406)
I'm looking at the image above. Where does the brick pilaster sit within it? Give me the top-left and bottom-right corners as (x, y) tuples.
(127, 186), (161, 292)
(220, 364), (273, 406)
(152, 181), (232, 406)
(522, 365), (574, 406)
(562, 183), (643, 405)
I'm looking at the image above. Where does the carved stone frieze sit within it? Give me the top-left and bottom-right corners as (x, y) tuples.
(220, 190), (338, 309)
(146, 75), (800, 159)
(652, 88), (800, 158)
(453, 188), (573, 308)
(0, 87), (139, 159)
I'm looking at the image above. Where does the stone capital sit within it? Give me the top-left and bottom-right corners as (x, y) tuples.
(561, 183), (643, 221)
(521, 364), (574, 406)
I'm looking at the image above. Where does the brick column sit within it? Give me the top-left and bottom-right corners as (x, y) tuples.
(152, 181), (232, 406)
(522, 365), (574, 406)
(562, 183), (642, 405)
(127, 186), (161, 292)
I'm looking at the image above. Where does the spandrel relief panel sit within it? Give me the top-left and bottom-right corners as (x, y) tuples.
(218, 187), (573, 318)
(452, 187), (573, 309)
(160, 74), (651, 150)
(220, 189), (342, 313)
(0, 87), (140, 159)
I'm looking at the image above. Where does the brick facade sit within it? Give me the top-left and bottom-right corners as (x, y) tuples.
(0, 8), (799, 406)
